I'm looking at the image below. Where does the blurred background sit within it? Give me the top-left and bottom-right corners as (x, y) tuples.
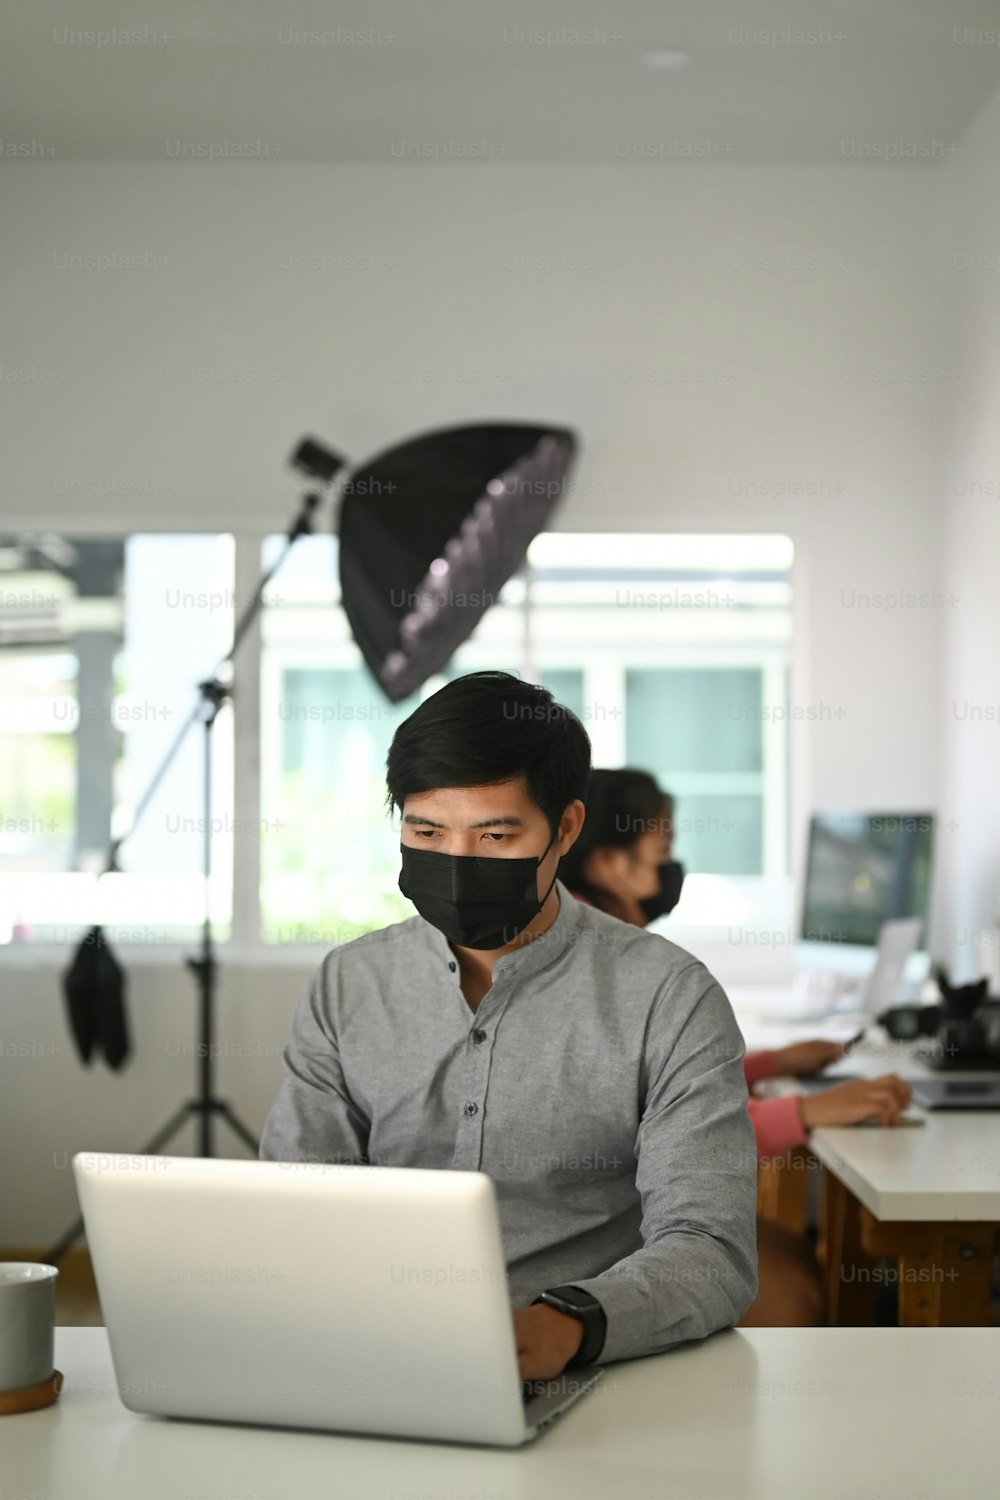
(3, 1), (1000, 1271)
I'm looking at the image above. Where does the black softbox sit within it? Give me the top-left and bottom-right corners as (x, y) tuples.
(337, 422), (577, 702)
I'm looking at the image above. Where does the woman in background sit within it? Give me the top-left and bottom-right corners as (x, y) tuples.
(560, 768), (911, 1325)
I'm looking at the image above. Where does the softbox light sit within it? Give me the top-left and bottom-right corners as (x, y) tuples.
(337, 422), (578, 702)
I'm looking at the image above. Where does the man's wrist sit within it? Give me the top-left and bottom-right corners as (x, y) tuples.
(531, 1286), (607, 1367)
(535, 1303), (585, 1360)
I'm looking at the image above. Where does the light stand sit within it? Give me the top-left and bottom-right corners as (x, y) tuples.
(46, 449), (344, 1262)
(46, 420), (577, 1262)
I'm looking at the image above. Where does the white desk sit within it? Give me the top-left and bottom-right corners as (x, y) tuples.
(756, 1080), (1000, 1222)
(5, 1327), (999, 1500)
(743, 1027), (1000, 1323)
(738, 1003), (1000, 1217)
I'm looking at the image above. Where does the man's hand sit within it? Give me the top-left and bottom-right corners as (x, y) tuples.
(513, 1303), (584, 1381)
(799, 1074), (911, 1129)
(771, 1039), (846, 1077)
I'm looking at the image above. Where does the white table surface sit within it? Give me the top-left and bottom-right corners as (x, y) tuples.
(805, 1109), (1000, 1222)
(746, 1029), (1000, 1220)
(5, 1326), (999, 1500)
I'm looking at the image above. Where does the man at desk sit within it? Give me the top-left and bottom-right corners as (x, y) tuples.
(260, 671), (758, 1380)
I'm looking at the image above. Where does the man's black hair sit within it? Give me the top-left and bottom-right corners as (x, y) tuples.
(385, 670), (591, 838)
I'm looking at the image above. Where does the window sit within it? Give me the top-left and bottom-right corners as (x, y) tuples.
(258, 533), (523, 944)
(1, 529), (792, 953)
(0, 534), (234, 945)
(259, 532), (793, 943)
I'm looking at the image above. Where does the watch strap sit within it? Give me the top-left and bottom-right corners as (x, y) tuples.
(531, 1285), (607, 1367)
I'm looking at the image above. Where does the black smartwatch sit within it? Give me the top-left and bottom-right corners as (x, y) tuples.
(530, 1285), (607, 1367)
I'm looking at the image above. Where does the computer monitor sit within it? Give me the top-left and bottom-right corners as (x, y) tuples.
(798, 811), (935, 979)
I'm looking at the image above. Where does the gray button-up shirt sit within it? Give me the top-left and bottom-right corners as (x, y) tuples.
(259, 879), (758, 1364)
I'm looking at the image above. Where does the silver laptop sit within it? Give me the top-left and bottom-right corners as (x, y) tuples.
(72, 1153), (602, 1447)
(861, 916), (924, 1017)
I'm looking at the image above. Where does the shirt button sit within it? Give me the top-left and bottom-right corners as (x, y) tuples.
(463, 1101), (478, 1117)
(448, 961), (457, 972)
(472, 1029), (487, 1045)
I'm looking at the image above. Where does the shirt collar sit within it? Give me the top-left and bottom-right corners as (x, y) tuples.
(420, 877), (584, 985)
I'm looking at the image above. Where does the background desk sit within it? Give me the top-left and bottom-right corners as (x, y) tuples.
(5, 1327), (999, 1500)
(743, 1024), (1000, 1325)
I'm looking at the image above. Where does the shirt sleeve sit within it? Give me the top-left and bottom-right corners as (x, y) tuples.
(748, 1095), (809, 1160)
(563, 963), (759, 1364)
(259, 956), (371, 1166)
(743, 1048), (779, 1089)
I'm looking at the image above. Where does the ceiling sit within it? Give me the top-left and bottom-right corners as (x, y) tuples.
(3, 0), (1000, 165)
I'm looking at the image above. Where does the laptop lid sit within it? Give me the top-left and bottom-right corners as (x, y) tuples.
(862, 917), (923, 1016)
(73, 1154), (546, 1446)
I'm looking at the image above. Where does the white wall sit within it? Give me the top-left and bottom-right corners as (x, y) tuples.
(3, 161), (947, 828)
(939, 90), (1000, 981)
(1, 159), (952, 1240)
(1, 959), (309, 1245)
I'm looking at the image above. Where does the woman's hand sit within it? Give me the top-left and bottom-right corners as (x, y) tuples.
(799, 1074), (911, 1130)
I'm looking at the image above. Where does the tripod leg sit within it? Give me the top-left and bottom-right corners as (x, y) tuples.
(43, 1215), (87, 1266)
(140, 1102), (197, 1157)
(218, 1102), (260, 1155)
(41, 1104), (196, 1263)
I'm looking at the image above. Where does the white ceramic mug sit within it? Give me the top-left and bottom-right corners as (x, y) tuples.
(0, 1263), (59, 1393)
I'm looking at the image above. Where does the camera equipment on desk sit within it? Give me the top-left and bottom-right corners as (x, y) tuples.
(878, 965), (1000, 1068)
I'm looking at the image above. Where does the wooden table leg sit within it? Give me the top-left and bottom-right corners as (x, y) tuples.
(859, 1214), (998, 1326)
(818, 1166), (880, 1326)
(757, 1145), (813, 1234)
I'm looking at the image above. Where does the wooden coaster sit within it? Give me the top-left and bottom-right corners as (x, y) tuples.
(0, 1370), (64, 1416)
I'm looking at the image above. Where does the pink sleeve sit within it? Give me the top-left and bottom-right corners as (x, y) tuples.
(747, 1095), (809, 1161)
(743, 1049), (780, 1089)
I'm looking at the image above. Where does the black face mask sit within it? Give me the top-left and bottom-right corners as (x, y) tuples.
(638, 860), (685, 923)
(398, 831), (558, 950)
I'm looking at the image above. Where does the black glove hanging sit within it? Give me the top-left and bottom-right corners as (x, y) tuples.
(62, 926), (131, 1071)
